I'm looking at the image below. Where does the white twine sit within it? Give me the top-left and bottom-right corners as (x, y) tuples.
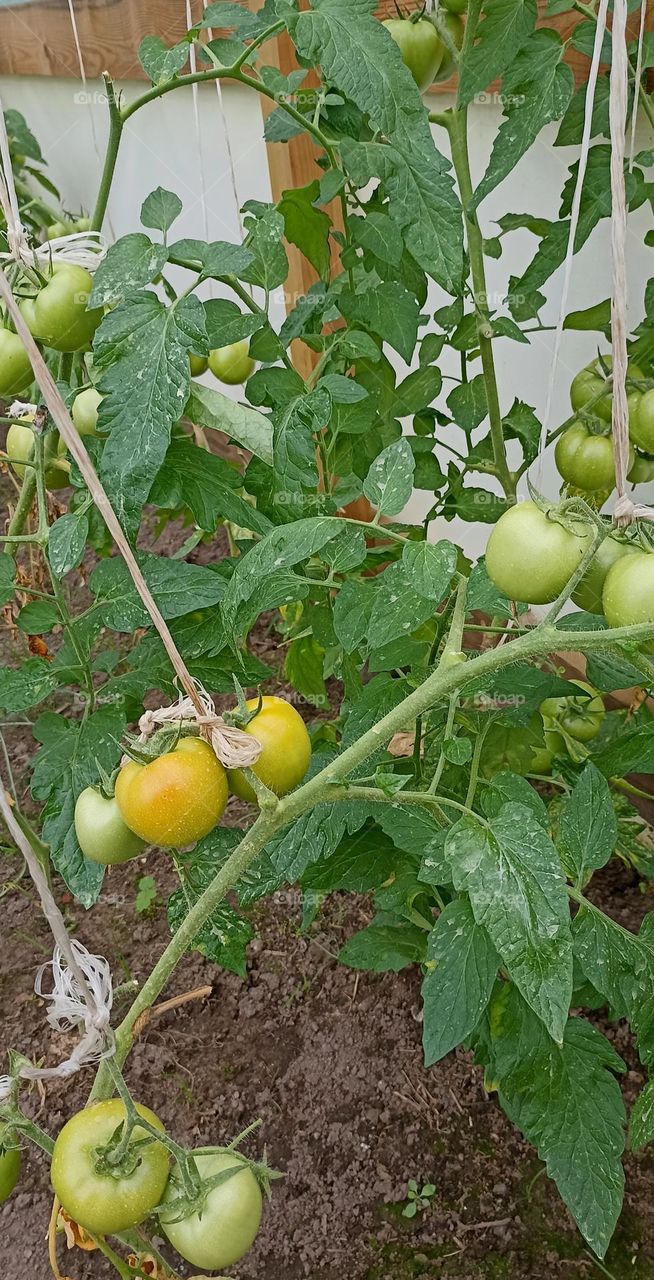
(134, 684), (262, 769)
(629, 0), (648, 171)
(187, 0), (211, 246)
(0, 788), (114, 1096)
(534, 0), (611, 487)
(199, 0), (249, 260)
(8, 399), (36, 418)
(0, 94), (107, 272)
(610, 0), (635, 527)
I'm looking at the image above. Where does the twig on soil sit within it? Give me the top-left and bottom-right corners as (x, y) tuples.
(132, 984), (212, 1039)
(456, 1215), (512, 1233)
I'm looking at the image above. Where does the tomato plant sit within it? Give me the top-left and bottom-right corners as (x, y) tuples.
(3, 3), (654, 1275)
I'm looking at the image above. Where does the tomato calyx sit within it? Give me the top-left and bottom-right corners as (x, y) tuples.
(93, 1126), (159, 1181)
(121, 720), (195, 765)
(225, 679), (264, 730)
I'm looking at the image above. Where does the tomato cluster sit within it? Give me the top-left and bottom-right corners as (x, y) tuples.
(50, 1100), (264, 1270)
(481, 679), (605, 779)
(556, 356), (654, 497)
(74, 696), (311, 861)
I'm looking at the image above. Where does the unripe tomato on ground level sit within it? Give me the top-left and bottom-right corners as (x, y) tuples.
(51, 1100), (169, 1237)
(161, 1151), (263, 1271)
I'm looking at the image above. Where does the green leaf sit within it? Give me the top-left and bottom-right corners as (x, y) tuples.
(340, 917), (427, 972)
(48, 512), (89, 578)
(502, 1012), (625, 1257)
(349, 210), (404, 266)
(167, 829), (252, 977)
(278, 180), (331, 278)
(555, 76), (610, 147)
(221, 517), (345, 638)
(295, 0), (463, 290)
(4, 108), (43, 163)
(273, 387), (329, 491)
(202, 297), (264, 347)
(241, 206), (288, 290)
(363, 438), (415, 517)
(16, 601), (59, 635)
(446, 805), (573, 1040)
(422, 898), (499, 1066)
(473, 31), (574, 209)
(447, 375), (488, 432)
(284, 634), (326, 702)
(302, 826), (399, 894)
(366, 562), (441, 650)
(573, 905), (654, 1063)
(557, 763), (617, 884)
(338, 283), (421, 362)
(170, 239), (255, 280)
(342, 672), (410, 752)
(391, 366), (442, 418)
(149, 438), (270, 534)
(0, 659), (59, 714)
(458, 0), (537, 107)
(332, 578), (376, 653)
(139, 37), (189, 85)
(402, 540), (458, 601)
(466, 560), (515, 618)
(91, 552), (225, 631)
(480, 771), (548, 827)
(463, 664), (578, 726)
(89, 234), (169, 308)
(630, 1080), (654, 1151)
(0, 556), (16, 607)
(592, 722), (654, 778)
(140, 185), (183, 230)
(95, 292), (206, 536)
(185, 380), (273, 465)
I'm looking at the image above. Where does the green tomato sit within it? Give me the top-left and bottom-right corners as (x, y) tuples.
(74, 216), (92, 232)
(74, 787), (147, 865)
(208, 340), (255, 386)
(629, 449), (654, 484)
(46, 221), (71, 240)
(161, 1151), (263, 1271)
(23, 264), (102, 353)
(569, 356), (644, 423)
(555, 421), (632, 492)
(0, 328), (33, 397)
(630, 387), (654, 453)
(484, 500), (586, 606)
(603, 552), (654, 651)
(71, 386), (103, 437)
(480, 715), (552, 780)
(381, 18), (444, 91)
(0, 1138), (21, 1204)
(540, 679), (605, 745)
(571, 532), (639, 614)
(430, 11), (464, 81)
(6, 421), (69, 489)
(189, 353), (209, 377)
(441, 0), (467, 12)
(51, 1100), (169, 1237)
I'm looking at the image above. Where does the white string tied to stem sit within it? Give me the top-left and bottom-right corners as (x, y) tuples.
(134, 685), (262, 770)
(629, 0), (648, 171)
(0, 788), (114, 1099)
(533, 0), (611, 487)
(8, 398), (37, 418)
(0, 96), (107, 273)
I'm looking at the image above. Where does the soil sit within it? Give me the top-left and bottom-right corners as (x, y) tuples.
(2, 467), (654, 1280)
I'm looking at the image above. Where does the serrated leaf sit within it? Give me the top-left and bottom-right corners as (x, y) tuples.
(167, 829), (252, 977)
(0, 659), (59, 714)
(332, 578), (377, 652)
(363, 438), (414, 516)
(0, 556), (17, 606)
(402, 540), (458, 601)
(340, 917), (427, 972)
(90, 552), (225, 631)
(221, 517), (344, 638)
(473, 31), (574, 209)
(447, 375), (488, 432)
(302, 825), (399, 894)
(366, 561), (438, 650)
(139, 36), (189, 85)
(16, 601), (59, 634)
(446, 805), (573, 1040)
(241, 206), (288, 290)
(422, 898), (499, 1066)
(140, 186), (183, 231)
(557, 763), (617, 885)
(273, 387), (329, 490)
(48, 512), (89, 577)
(458, 0), (537, 107)
(170, 238), (255, 280)
(278, 180), (331, 278)
(592, 722), (654, 778)
(202, 297), (265, 347)
(149, 438), (269, 534)
(573, 905), (654, 1064)
(630, 1080), (654, 1151)
(339, 282), (421, 362)
(95, 292), (206, 536)
(185, 380), (272, 465)
(89, 234), (168, 308)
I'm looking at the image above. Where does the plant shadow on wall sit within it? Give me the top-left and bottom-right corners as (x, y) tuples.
(2, 0), (654, 1276)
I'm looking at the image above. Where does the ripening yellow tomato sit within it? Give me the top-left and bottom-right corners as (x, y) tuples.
(115, 738), (228, 846)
